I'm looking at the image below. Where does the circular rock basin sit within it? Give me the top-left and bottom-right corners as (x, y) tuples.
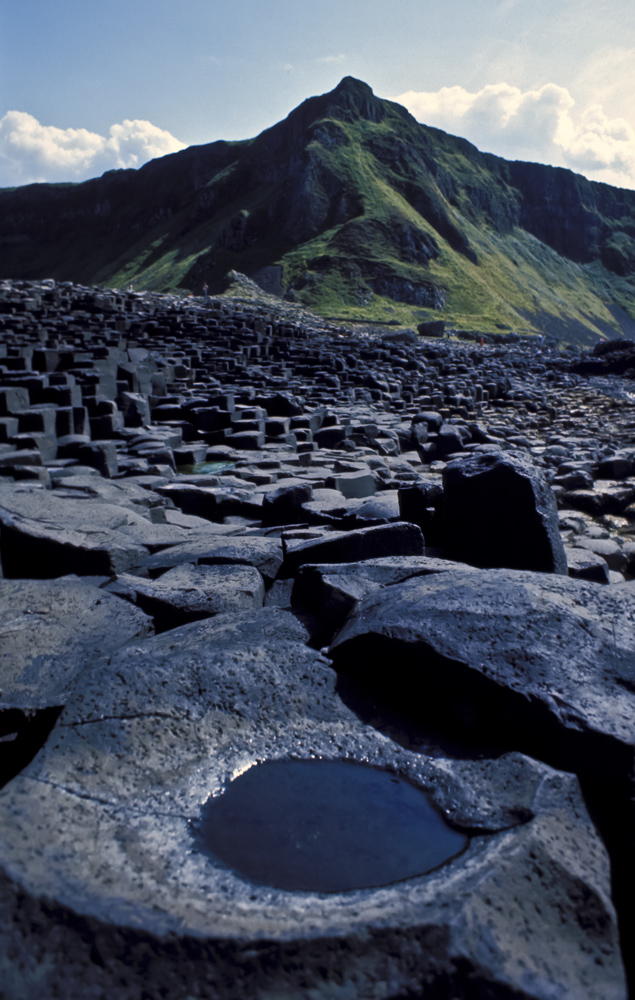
(198, 759), (468, 893)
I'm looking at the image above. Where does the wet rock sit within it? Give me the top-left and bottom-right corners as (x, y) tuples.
(0, 484), (149, 577)
(325, 469), (376, 499)
(575, 535), (627, 572)
(624, 541), (635, 575)
(596, 455), (634, 480)
(0, 607), (625, 1000)
(571, 338), (635, 376)
(154, 482), (258, 522)
(551, 468), (595, 490)
(412, 411), (443, 433)
(110, 563), (265, 629)
(261, 482), (313, 526)
(561, 483), (635, 516)
(119, 390), (151, 427)
(437, 421), (471, 458)
(142, 533), (284, 583)
(349, 491), (401, 523)
(330, 568), (635, 777)
(282, 521), (425, 576)
(565, 545), (611, 583)
(0, 577), (153, 707)
(76, 441), (119, 477)
(397, 479), (444, 536)
(50, 473), (169, 515)
(440, 452), (568, 573)
(1, 279), (635, 997)
(300, 487), (359, 524)
(292, 555), (476, 644)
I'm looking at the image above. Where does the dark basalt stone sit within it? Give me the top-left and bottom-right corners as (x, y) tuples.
(0, 605), (624, 999)
(439, 451), (568, 573)
(0, 279), (633, 998)
(330, 568), (635, 772)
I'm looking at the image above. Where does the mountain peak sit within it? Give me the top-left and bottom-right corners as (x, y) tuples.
(330, 76), (375, 100)
(1, 77), (635, 344)
(319, 76), (385, 123)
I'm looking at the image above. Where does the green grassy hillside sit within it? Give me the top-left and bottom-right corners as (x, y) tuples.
(1, 77), (635, 344)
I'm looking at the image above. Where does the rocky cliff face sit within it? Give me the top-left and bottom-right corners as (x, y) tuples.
(1, 77), (635, 343)
(504, 160), (635, 272)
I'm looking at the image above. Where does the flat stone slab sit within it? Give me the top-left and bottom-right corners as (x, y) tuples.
(0, 605), (624, 998)
(0, 577), (154, 707)
(330, 569), (635, 770)
(0, 484), (150, 577)
(282, 521), (425, 576)
(111, 563), (265, 628)
(50, 474), (171, 514)
(142, 533), (284, 583)
(566, 545), (611, 583)
(292, 555), (477, 642)
(561, 484), (635, 516)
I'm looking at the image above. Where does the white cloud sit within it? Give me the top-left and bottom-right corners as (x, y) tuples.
(316, 54), (346, 64)
(0, 112), (186, 188)
(394, 83), (635, 190)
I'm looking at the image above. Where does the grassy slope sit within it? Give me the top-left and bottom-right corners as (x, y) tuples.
(2, 80), (634, 343)
(266, 112), (635, 340)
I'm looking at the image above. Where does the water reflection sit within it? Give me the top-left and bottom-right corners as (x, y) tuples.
(197, 759), (468, 892)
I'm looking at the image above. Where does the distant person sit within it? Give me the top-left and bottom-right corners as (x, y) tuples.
(203, 284), (209, 298)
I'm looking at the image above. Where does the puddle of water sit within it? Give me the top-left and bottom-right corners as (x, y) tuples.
(197, 759), (468, 893)
(176, 461), (235, 476)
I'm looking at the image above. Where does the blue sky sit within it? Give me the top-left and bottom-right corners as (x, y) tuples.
(1, 0), (634, 188)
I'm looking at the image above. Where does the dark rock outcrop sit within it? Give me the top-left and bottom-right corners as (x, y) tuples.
(439, 452), (568, 573)
(0, 607), (625, 1000)
(0, 577), (153, 707)
(569, 338), (635, 377)
(330, 569), (635, 771)
(1, 280), (635, 997)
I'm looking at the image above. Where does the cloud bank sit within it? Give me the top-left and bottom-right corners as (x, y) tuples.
(395, 83), (635, 190)
(0, 113), (186, 188)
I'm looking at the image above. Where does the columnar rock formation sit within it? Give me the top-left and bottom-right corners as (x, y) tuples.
(1, 278), (635, 999)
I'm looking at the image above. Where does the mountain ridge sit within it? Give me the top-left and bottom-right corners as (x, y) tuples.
(1, 76), (635, 344)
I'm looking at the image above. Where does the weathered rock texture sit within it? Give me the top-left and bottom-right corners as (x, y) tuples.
(0, 280), (634, 999)
(0, 609), (626, 1000)
(439, 451), (568, 573)
(330, 569), (635, 773)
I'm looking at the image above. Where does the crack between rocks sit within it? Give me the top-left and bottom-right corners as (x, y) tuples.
(58, 711), (178, 728)
(26, 775), (190, 820)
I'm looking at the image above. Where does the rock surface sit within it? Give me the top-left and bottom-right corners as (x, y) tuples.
(0, 577), (153, 707)
(0, 609), (625, 999)
(440, 451), (568, 573)
(0, 280), (635, 998)
(109, 563), (265, 629)
(330, 569), (635, 772)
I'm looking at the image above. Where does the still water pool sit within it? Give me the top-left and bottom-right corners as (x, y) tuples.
(198, 759), (468, 893)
